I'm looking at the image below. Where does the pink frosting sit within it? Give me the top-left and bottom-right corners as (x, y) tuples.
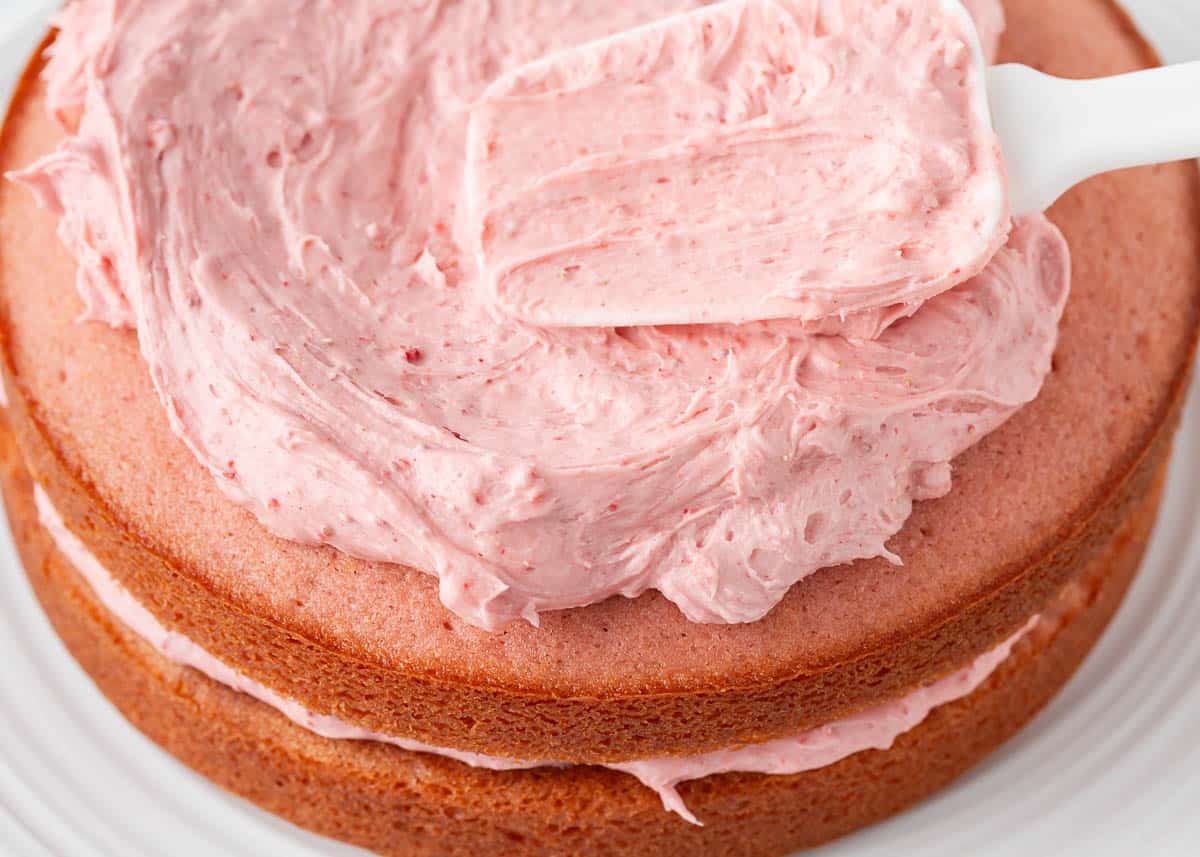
(610, 615), (1032, 822)
(466, 0), (1008, 329)
(12, 0), (1068, 631)
(34, 483), (1033, 825)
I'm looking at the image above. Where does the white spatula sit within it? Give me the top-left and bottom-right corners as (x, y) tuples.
(464, 0), (1200, 329)
(991, 61), (1200, 217)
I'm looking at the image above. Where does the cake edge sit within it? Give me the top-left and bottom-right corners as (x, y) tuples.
(0, 404), (1165, 856)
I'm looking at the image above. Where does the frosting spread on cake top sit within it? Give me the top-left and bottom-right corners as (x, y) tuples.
(466, 0), (1008, 329)
(14, 0), (1069, 630)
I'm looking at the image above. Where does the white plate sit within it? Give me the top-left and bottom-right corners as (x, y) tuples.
(1, 2), (1198, 855)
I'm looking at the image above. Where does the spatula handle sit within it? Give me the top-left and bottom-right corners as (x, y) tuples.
(990, 61), (1200, 216)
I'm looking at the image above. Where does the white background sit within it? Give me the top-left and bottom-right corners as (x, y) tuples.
(1, 1), (1199, 855)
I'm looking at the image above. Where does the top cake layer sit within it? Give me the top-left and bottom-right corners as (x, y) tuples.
(15, 0), (1068, 630)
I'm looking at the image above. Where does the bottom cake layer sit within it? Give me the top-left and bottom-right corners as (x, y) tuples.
(1, 414), (1163, 856)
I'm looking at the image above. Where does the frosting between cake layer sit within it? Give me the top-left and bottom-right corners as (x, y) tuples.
(34, 483), (1033, 825)
(13, 0), (1069, 631)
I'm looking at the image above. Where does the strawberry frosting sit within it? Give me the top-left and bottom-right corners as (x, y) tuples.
(466, 0), (1008, 329)
(12, 0), (1069, 631)
(34, 483), (1033, 826)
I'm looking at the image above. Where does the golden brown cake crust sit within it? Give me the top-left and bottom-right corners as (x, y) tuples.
(0, 409), (1163, 857)
(0, 0), (1197, 763)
